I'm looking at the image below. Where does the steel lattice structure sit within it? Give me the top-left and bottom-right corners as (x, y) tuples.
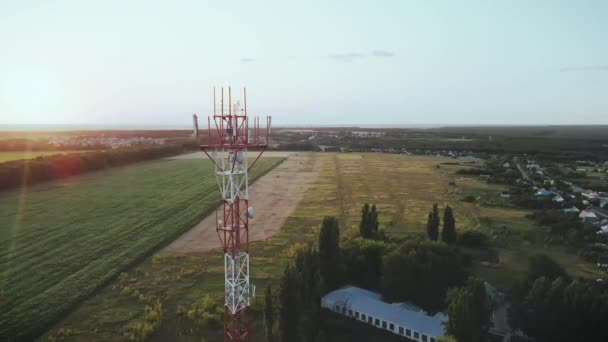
(192, 87), (270, 341)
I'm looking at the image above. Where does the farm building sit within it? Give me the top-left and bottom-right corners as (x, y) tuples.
(321, 286), (446, 342)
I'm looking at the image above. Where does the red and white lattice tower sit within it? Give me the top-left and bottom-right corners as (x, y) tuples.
(192, 87), (270, 342)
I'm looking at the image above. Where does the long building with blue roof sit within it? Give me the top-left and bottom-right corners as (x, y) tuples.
(321, 286), (446, 342)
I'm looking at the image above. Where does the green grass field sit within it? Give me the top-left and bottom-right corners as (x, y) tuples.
(0, 157), (283, 340)
(40, 153), (604, 341)
(0, 151), (71, 162)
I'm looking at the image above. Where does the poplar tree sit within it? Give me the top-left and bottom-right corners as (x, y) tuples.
(279, 266), (299, 342)
(359, 203), (379, 238)
(441, 205), (457, 244)
(263, 284), (274, 342)
(426, 203), (440, 241)
(319, 216), (341, 291)
(360, 203), (370, 237)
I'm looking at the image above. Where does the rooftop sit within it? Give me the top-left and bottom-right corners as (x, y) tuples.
(321, 286), (446, 337)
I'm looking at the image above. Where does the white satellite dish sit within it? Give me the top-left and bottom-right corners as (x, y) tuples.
(247, 207), (254, 219)
(236, 151), (245, 163)
(192, 114), (199, 136)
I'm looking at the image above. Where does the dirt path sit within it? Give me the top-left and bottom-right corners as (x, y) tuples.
(165, 153), (320, 254)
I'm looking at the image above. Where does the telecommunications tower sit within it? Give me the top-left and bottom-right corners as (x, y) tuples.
(192, 87), (270, 341)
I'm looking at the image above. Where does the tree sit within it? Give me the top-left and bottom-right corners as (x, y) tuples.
(510, 277), (608, 342)
(278, 265), (299, 342)
(426, 204), (440, 241)
(381, 240), (469, 312)
(263, 284), (274, 342)
(341, 237), (389, 290)
(441, 206), (457, 244)
(359, 203), (379, 238)
(319, 216), (341, 291)
(370, 204), (379, 236)
(360, 203), (370, 237)
(294, 244), (322, 342)
(457, 230), (488, 248)
(445, 277), (491, 342)
(277, 243), (326, 342)
(437, 336), (458, 342)
(523, 253), (567, 290)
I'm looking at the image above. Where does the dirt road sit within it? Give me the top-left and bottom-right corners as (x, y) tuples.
(165, 153), (320, 254)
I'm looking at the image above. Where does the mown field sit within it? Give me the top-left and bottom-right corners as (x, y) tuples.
(43, 153), (604, 341)
(0, 157), (283, 340)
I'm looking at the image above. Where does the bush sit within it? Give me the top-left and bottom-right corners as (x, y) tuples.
(462, 195), (476, 203)
(458, 230), (489, 248)
(579, 245), (608, 263)
(138, 294), (147, 303)
(118, 272), (129, 283)
(122, 300), (163, 341)
(176, 305), (187, 318)
(120, 286), (131, 296)
(181, 295), (223, 328)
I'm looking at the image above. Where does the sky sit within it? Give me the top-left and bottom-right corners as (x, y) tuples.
(1, 0), (607, 126)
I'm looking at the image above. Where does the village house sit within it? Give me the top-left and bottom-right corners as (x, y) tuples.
(582, 190), (599, 200)
(562, 206), (581, 214)
(526, 163), (541, 170)
(579, 210), (599, 223)
(535, 189), (554, 197)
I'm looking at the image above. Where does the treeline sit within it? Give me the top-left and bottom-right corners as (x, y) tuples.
(0, 141), (198, 191)
(264, 205), (493, 342)
(266, 201), (608, 342)
(0, 138), (104, 151)
(0, 131), (192, 151)
(274, 142), (319, 151)
(509, 254), (608, 342)
(265, 201), (608, 342)
(310, 133), (608, 161)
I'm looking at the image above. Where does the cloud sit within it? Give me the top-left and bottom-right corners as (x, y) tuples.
(242, 50), (395, 63)
(328, 52), (366, 62)
(328, 50), (395, 62)
(372, 50), (395, 57)
(559, 65), (608, 72)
